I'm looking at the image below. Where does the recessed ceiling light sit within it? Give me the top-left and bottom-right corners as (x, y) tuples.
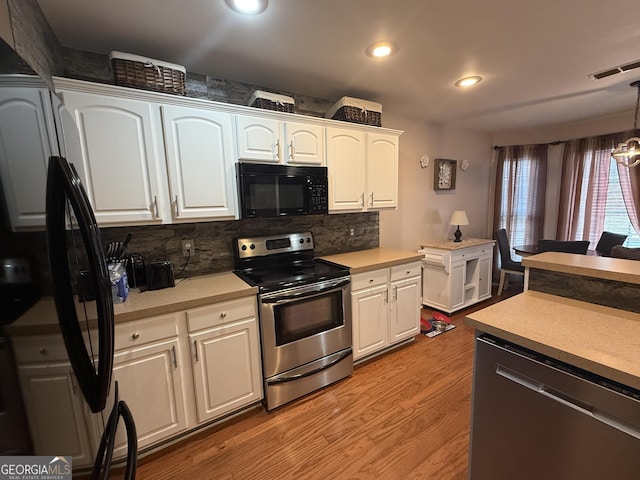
(225, 0), (267, 15)
(366, 41), (396, 58)
(455, 76), (483, 87)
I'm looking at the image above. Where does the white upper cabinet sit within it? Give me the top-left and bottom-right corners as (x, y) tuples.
(161, 105), (238, 220)
(235, 115), (324, 165)
(60, 89), (167, 225)
(367, 132), (398, 209)
(326, 127), (399, 212)
(0, 84), (58, 230)
(284, 122), (325, 165)
(326, 127), (366, 211)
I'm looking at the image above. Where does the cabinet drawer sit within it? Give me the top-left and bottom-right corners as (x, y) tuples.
(186, 296), (257, 332)
(11, 335), (70, 364)
(390, 261), (422, 281)
(115, 313), (180, 349)
(351, 268), (388, 291)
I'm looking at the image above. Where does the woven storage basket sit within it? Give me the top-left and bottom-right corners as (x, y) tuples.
(248, 90), (295, 113)
(326, 96), (382, 126)
(109, 51), (186, 96)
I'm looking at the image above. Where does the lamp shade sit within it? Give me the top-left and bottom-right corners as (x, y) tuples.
(449, 210), (469, 226)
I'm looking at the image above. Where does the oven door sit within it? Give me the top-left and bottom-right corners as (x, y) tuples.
(259, 277), (351, 378)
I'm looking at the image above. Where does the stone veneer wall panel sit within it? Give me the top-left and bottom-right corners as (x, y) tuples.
(96, 213), (379, 280)
(61, 48), (337, 118)
(528, 269), (640, 314)
(7, 0), (64, 88)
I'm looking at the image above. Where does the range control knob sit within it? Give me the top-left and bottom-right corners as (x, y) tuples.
(299, 238), (304, 244)
(250, 244), (255, 249)
(241, 244), (247, 251)
(306, 237), (311, 243)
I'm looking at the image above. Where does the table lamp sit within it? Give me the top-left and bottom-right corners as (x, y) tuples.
(450, 210), (469, 242)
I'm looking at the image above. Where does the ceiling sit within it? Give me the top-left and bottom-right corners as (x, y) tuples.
(38, 0), (640, 133)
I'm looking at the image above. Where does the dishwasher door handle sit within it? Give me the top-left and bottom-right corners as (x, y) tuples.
(496, 364), (640, 440)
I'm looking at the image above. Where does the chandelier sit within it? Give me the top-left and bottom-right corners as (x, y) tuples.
(611, 80), (640, 168)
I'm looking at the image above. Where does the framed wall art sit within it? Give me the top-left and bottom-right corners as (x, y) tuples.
(434, 158), (457, 191)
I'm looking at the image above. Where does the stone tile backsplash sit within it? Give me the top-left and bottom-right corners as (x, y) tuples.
(99, 212), (379, 279)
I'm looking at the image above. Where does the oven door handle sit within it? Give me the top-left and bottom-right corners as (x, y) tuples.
(268, 349), (352, 385)
(261, 278), (350, 303)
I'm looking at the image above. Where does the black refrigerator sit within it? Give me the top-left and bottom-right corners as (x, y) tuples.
(45, 155), (137, 479)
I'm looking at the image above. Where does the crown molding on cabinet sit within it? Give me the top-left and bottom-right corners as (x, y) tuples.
(52, 76), (403, 136)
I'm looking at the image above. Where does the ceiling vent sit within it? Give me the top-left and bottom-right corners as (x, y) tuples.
(590, 60), (640, 80)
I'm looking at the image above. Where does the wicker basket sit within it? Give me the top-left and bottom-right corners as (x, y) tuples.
(326, 96), (382, 126)
(109, 51), (186, 96)
(248, 90), (295, 113)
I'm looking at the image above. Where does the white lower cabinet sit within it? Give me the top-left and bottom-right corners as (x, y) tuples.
(10, 295), (263, 467)
(12, 335), (96, 468)
(351, 261), (421, 361)
(187, 297), (263, 424)
(100, 313), (189, 459)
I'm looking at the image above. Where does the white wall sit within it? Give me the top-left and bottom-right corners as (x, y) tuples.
(379, 109), (493, 251)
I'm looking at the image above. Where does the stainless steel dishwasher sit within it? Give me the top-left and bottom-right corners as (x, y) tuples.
(469, 334), (640, 480)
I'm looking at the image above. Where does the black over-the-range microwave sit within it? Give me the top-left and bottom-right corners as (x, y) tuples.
(237, 163), (328, 218)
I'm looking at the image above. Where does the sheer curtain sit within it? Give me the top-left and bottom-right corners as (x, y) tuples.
(493, 144), (548, 250)
(557, 130), (640, 244)
(617, 129), (640, 235)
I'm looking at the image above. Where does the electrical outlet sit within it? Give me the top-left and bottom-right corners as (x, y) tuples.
(349, 227), (355, 236)
(182, 239), (194, 258)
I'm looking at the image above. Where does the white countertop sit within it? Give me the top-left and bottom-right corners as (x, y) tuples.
(420, 238), (495, 250)
(523, 252), (640, 285)
(321, 248), (423, 274)
(465, 290), (640, 390)
(6, 272), (257, 336)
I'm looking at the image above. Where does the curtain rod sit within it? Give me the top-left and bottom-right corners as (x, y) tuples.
(493, 140), (565, 150)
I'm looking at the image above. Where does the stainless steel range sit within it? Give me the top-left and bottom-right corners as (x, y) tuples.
(233, 232), (352, 410)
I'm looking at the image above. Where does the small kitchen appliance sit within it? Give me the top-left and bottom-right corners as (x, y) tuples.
(236, 163), (328, 218)
(233, 232), (352, 410)
(146, 261), (175, 290)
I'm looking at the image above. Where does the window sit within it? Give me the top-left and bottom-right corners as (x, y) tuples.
(494, 144), (547, 259)
(603, 160), (640, 247)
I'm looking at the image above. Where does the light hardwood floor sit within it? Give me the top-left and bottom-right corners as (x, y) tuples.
(132, 287), (520, 480)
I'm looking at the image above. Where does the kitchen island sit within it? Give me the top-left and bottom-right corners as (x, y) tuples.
(465, 254), (640, 479)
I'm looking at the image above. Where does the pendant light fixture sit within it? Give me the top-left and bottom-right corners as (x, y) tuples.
(611, 80), (640, 168)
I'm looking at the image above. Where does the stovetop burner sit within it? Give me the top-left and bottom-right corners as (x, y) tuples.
(233, 232), (349, 294)
(235, 258), (348, 294)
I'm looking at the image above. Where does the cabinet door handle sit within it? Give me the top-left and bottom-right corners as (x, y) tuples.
(360, 192), (365, 208)
(152, 195), (159, 218)
(174, 195), (179, 217)
(172, 345), (178, 368)
(132, 332), (140, 340)
(275, 139), (281, 160)
(384, 289), (388, 304)
(193, 340), (198, 362)
(220, 312), (227, 319)
(369, 192), (374, 207)
(289, 140), (294, 159)
(393, 286), (398, 301)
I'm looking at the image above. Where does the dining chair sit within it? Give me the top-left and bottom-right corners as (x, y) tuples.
(495, 229), (525, 296)
(537, 239), (590, 255)
(595, 231), (627, 257)
(610, 245), (640, 260)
